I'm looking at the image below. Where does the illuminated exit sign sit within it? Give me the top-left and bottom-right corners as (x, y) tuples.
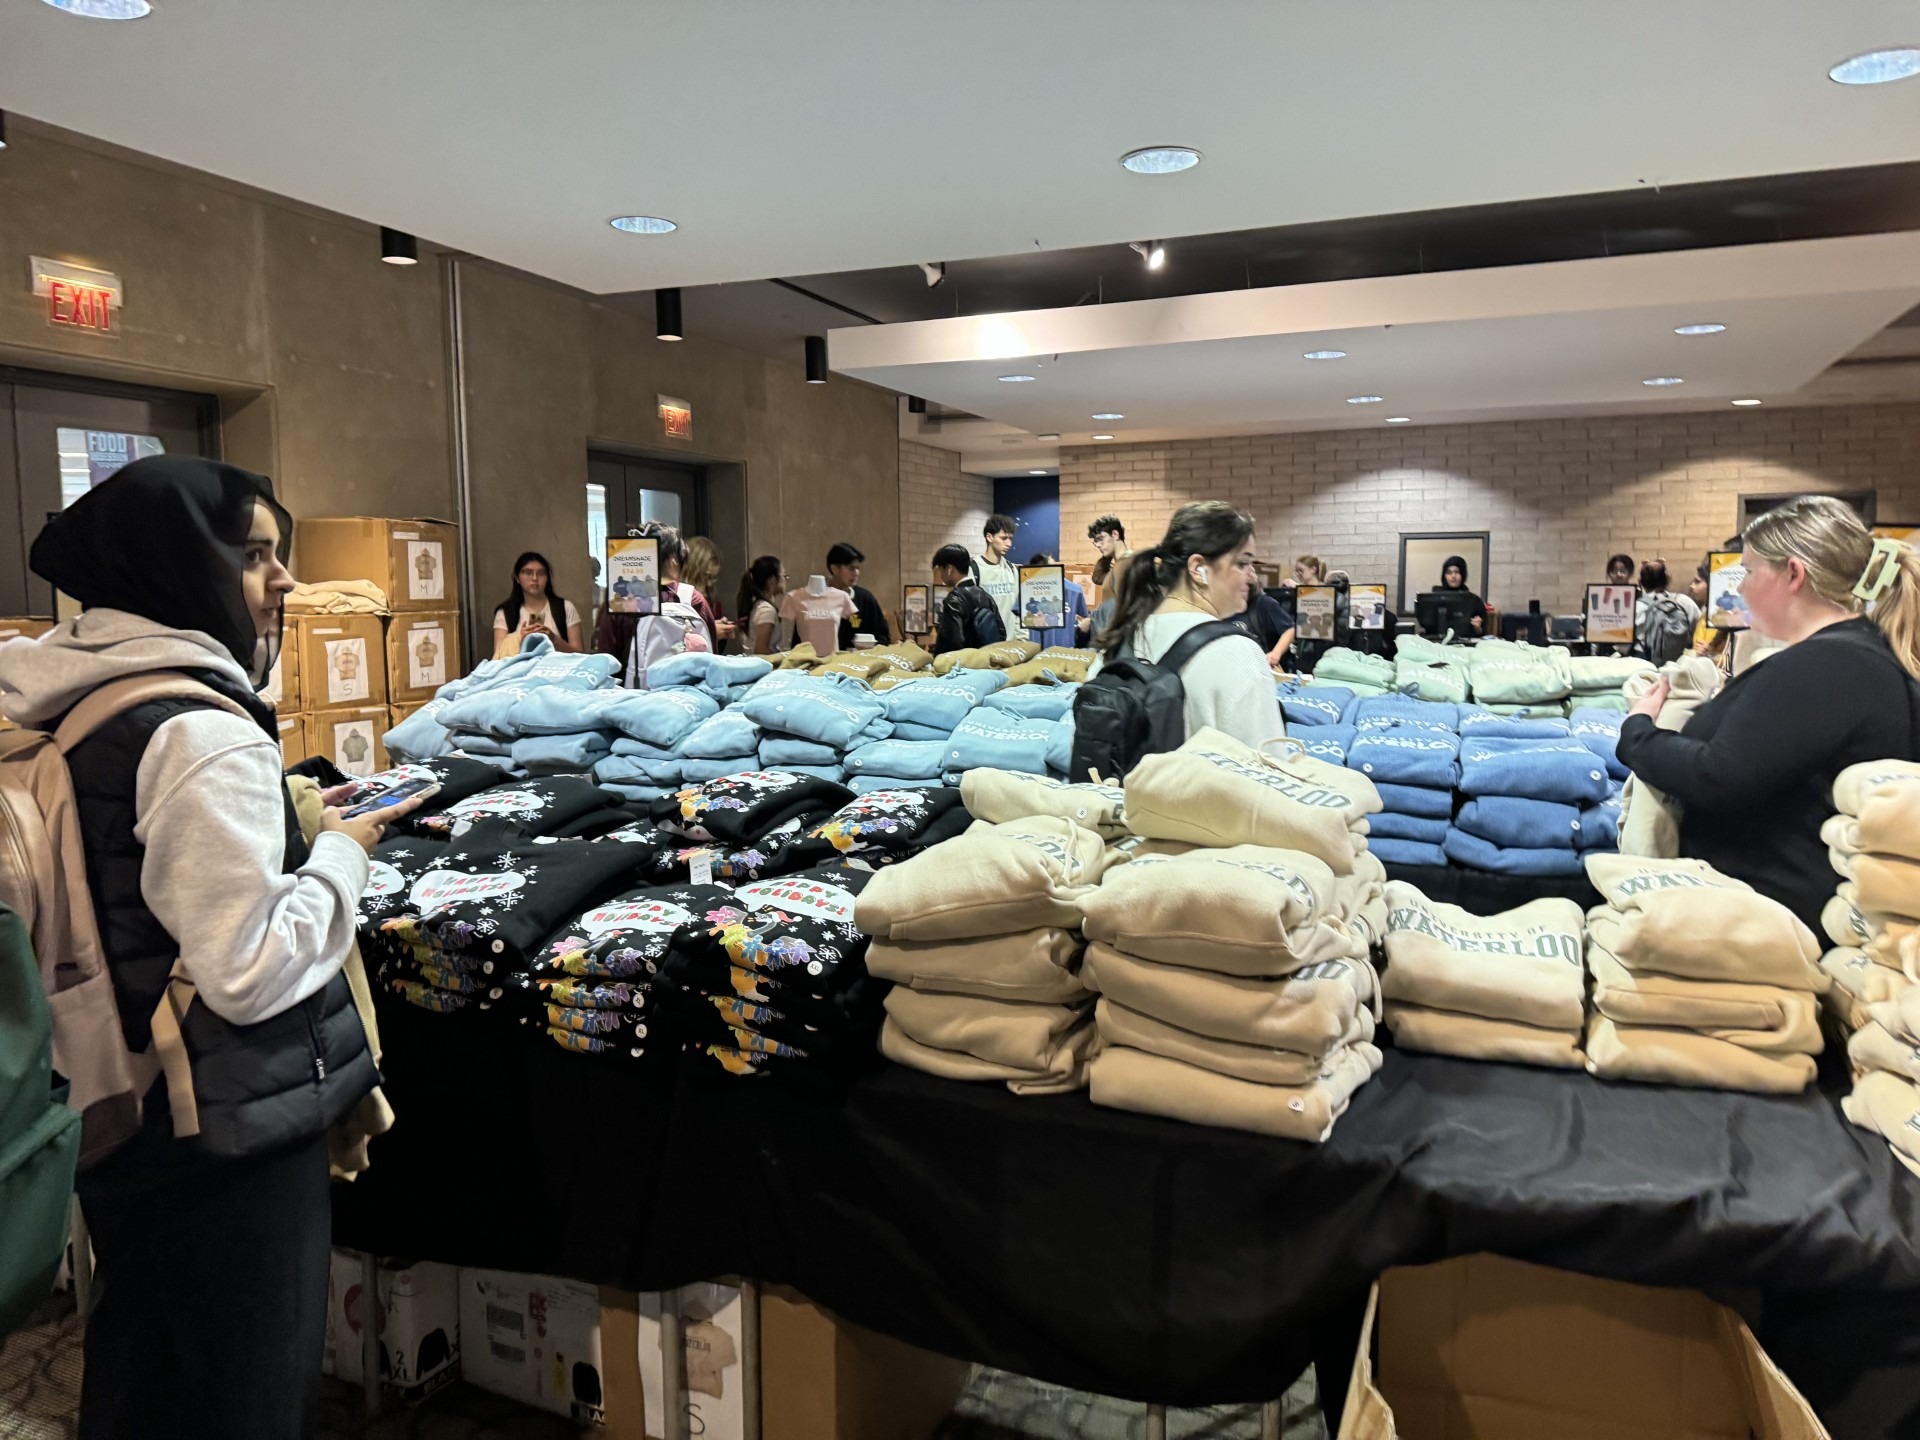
(30, 257), (123, 335)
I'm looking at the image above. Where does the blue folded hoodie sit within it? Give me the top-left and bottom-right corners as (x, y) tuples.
(1047, 716), (1076, 776)
(1457, 737), (1612, 806)
(1443, 827), (1587, 878)
(1347, 729), (1461, 789)
(945, 708), (1053, 775)
(1366, 836), (1450, 868)
(982, 684), (1080, 722)
(738, 675), (886, 748)
(1454, 795), (1583, 851)
(1578, 787), (1624, 852)
(882, 677), (988, 732)
(1281, 685), (1355, 728)
(1373, 781), (1454, 820)
(603, 687), (722, 748)
(758, 736), (841, 767)
(844, 738), (950, 780)
(1353, 696), (1459, 729)
(677, 708), (763, 760)
(1570, 713), (1630, 782)
(1457, 707), (1572, 742)
(1366, 811), (1450, 845)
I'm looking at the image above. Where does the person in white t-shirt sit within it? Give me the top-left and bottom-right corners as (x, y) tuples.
(972, 513), (1022, 641)
(492, 551), (584, 655)
(736, 554), (790, 654)
(1087, 501), (1284, 748)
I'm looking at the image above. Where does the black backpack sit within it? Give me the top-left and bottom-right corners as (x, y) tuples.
(1634, 593), (1693, 666)
(1067, 620), (1244, 782)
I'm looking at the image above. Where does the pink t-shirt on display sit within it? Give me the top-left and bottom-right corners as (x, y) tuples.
(780, 588), (856, 655)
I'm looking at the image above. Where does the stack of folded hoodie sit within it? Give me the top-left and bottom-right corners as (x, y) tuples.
(1447, 731), (1613, 878)
(1565, 655), (1653, 713)
(734, 670), (892, 786)
(1002, 645), (1097, 687)
(1312, 646), (1394, 698)
(1345, 700), (1460, 868)
(1819, 760), (1920, 1027)
(1467, 639), (1572, 717)
(1280, 683), (1356, 731)
(1392, 635), (1472, 705)
(858, 815), (1108, 1093)
(1381, 882), (1587, 1068)
(1842, 986), (1920, 1178)
(861, 670), (1000, 786)
(782, 785), (974, 870)
(654, 860), (886, 1082)
(589, 686), (723, 801)
(511, 880), (736, 1062)
(389, 635), (623, 770)
(1124, 727), (1382, 876)
(931, 638), (1041, 676)
(1081, 846), (1382, 1141)
(410, 775), (627, 843)
(1582, 854), (1826, 1094)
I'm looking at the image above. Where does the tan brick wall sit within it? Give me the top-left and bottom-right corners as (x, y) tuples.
(899, 440), (996, 581)
(1059, 404), (1920, 614)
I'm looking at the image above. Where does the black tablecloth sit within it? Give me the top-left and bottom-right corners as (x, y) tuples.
(333, 997), (1920, 1438)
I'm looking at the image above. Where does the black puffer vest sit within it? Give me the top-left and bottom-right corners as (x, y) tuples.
(66, 669), (376, 1157)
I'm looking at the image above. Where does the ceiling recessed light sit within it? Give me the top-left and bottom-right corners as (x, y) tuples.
(1304, 350), (1347, 361)
(1038, 433), (1060, 441)
(1346, 395), (1384, 404)
(38, 0), (151, 16)
(998, 374), (1036, 383)
(610, 215), (677, 234)
(1092, 412), (1125, 421)
(1674, 323), (1727, 336)
(1642, 376), (1685, 386)
(1385, 416), (1412, 424)
(1091, 433), (1115, 441)
(1028, 469), (1049, 475)
(1732, 398), (1764, 406)
(1129, 241), (1166, 271)
(1829, 48), (1920, 85)
(1120, 147), (1201, 175)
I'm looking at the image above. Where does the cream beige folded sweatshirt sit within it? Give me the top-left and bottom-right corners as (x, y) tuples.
(1081, 942), (1374, 1055)
(1848, 1022), (1920, 1084)
(1842, 1069), (1920, 1177)
(1123, 727), (1379, 875)
(1822, 892), (1920, 971)
(1079, 844), (1364, 977)
(882, 986), (1090, 1073)
(1582, 856), (1823, 991)
(1585, 942), (1822, 1055)
(1824, 797), (1920, 866)
(1087, 1042), (1381, 1142)
(1832, 759), (1920, 818)
(1381, 884), (1585, 1030)
(1869, 987), (1920, 1043)
(854, 815), (1107, 941)
(1094, 997), (1373, 1087)
(1382, 1004), (1586, 1070)
(1826, 845), (1920, 922)
(865, 928), (1089, 1003)
(1819, 946), (1911, 1024)
(879, 1014), (1093, 1095)
(1334, 851), (1389, 948)
(1584, 1017), (1816, 1095)
(960, 769), (1129, 840)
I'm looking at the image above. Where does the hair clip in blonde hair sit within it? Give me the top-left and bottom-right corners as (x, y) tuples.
(1854, 537), (1904, 604)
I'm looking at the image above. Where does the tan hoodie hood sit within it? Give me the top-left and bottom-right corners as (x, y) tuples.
(0, 609), (255, 728)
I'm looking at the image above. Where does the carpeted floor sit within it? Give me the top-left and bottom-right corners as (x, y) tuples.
(2, 1292), (1324, 1440)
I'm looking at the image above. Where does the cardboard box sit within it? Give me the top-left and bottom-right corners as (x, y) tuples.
(265, 626), (302, 714)
(0, 617), (54, 643)
(1338, 1253), (1826, 1440)
(297, 516), (457, 612)
(386, 611), (461, 704)
(277, 712), (309, 768)
(308, 706), (390, 778)
(323, 1250), (461, 1404)
(631, 1283), (747, 1440)
(295, 615), (388, 710)
(459, 1268), (606, 1425)
(760, 1287), (970, 1440)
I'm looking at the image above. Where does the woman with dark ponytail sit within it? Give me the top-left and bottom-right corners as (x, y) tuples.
(736, 554), (789, 654)
(1090, 500), (1284, 746)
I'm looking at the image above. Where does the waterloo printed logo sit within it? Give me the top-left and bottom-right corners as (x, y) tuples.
(1212, 859), (1319, 910)
(1201, 751), (1355, 811)
(411, 869), (526, 916)
(734, 877), (857, 922)
(579, 899), (693, 938)
(1611, 871), (1724, 899)
(1388, 905), (1582, 964)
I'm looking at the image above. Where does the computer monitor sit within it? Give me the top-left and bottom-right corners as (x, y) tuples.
(1415, 590), (1477, 639)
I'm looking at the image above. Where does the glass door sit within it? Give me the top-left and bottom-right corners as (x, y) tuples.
(1, 367), (219, 616)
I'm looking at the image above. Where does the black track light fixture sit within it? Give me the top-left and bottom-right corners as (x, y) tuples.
(1129, 240), (1166, 271)
(380, 227), (418, 266)
(656, 287), (683, 342)
(805, 335), (827, 385)
(907, 395), (927, 414)
(0, 111), (9, 152)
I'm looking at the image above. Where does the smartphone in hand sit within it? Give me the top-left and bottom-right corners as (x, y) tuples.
(340, 777), (442, 819)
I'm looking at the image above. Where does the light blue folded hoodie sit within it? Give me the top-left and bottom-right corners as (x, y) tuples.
(944, 708), (1053, 775)
(1281, 685), (1355, 728)
(1443, 827), (1587, 878)
(1457, 737), (1612, 806)
(1346, 730), (1461, 789)
(1453, 794), (1583, 851)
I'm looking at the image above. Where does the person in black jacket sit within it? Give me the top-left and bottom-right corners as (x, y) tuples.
(930, 543), (1006, 654)
(1618, 495), (1920, 931)
(827, 541), (892, 649)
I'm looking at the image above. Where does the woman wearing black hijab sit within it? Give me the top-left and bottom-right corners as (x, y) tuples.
(0, 456), (417, 1439)
(1439, 553), (1488, 635)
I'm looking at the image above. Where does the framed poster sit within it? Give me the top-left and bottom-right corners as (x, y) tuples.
(902, 584), (931, 636)
(1584, 584), (1639, 646)
(1018, 565), (1067, 631)
(1398, 532), (1490, 613)
(1296, 585), (1338, 642)
(606, 536), (661, 615)
(1706, 551), (1750, 631)
(1350, 584), (1388, 631)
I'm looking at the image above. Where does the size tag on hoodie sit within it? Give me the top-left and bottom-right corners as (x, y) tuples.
(689, 849), (714, 887)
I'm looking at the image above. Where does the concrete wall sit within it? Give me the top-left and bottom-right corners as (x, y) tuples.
(0, 121), (900, 641)
(1060, 404), (1920, 614)
(898, 439), (994, 579)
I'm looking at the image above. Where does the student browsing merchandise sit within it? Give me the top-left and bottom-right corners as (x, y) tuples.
(492, 551), (584, 657)
(931, 544), (1006, 654)
(736, 554), (790, 654)
(973, 514), (1022, 641)
(1088, 514), (1133, 606)
(827, 541), (893, 648)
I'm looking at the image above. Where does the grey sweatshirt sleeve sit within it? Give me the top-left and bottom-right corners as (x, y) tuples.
(134, 710), (371, 1026)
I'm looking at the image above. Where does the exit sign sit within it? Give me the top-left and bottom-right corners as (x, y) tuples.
(30, 257), (122, 336)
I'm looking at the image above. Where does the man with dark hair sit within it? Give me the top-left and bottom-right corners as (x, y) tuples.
(826, 540), (892, 648)
(1087, 513), (1134, 612)
(1024, 551), (1088, 650)
(932, 543), (1005, 654)
(973, 513), (1021, 640)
